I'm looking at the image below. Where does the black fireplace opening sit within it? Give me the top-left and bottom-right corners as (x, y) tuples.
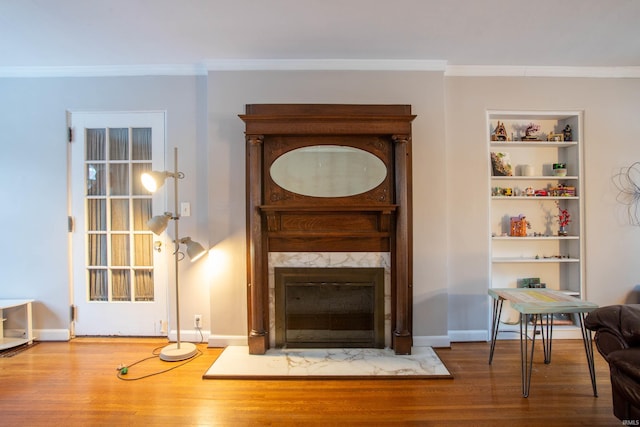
(275, 267), (384, 348)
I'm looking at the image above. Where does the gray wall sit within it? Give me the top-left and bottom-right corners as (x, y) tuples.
(445, 76), (640, 335)
(1, 70), (638, 343)
(0, 76), (208, 337)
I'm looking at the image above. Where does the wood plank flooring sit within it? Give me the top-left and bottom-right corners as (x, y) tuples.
(0, 338), (620, 426)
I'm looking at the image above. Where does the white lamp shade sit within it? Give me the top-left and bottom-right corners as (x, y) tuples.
(147, 213), (171, 235)
(182, 237), (207, 262)
(141, 171), (169, 192)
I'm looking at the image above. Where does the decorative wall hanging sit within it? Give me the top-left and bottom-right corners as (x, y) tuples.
(613, 162), (640, 226)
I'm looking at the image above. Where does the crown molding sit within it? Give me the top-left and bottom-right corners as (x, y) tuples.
(0, 59), (447, 77)
(204, 58), (448, 71)
(445, 65), (640, 78)
(2, 61), (639, 78)
(0, 64), (208, 78)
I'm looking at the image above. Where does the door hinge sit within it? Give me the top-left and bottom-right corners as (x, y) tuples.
(70, 305), (77, 322)
(68, 127), (73, 143)
(68, 216), (74, 232)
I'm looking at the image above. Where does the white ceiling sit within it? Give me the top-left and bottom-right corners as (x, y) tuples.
(1, 0), (639, 73)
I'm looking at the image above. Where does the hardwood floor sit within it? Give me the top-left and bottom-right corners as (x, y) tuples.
(0, 338), (620, 426)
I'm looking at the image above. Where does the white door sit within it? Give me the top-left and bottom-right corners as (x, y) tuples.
(69, 111), (168, 336)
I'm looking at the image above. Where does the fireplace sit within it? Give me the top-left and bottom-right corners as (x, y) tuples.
(241, 104), (414, 355)
(275, 267), (385, 348)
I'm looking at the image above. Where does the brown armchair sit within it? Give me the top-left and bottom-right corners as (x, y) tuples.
(584, 304), (640, 421)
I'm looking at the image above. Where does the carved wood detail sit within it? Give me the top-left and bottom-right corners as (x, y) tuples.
(241, 104), (415, 355)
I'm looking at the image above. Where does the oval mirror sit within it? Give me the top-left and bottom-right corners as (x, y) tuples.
(270, 145), (387, 198)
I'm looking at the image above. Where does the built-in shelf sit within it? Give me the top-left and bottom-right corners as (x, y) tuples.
(488, 110), (585, 337)
(561, 290), (581, 297)
(492, 257), (580, 263)
(492, 196), (579, 200)
(491, 176), (578, 180)
(492, 236), (579, 240)
(490, 141), (578, 148)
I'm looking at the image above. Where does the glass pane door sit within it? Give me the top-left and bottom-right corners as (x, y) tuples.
(70, 111), (167, 336)
(85, 127), (154, 302)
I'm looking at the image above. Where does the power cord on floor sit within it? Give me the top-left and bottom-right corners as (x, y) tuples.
(195, 325), (205, 344)
(116, 344), (203, 381)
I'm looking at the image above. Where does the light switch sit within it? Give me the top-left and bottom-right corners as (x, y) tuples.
(180, 202), (191, 217)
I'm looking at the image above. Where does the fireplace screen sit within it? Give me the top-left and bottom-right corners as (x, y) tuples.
(275, 267), (384, 348)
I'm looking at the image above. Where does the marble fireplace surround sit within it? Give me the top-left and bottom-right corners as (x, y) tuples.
(268, 252), (392, 349)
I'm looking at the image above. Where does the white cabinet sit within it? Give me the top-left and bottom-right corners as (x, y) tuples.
(0, 299), (35, 350)
(488, 111), (585, 334)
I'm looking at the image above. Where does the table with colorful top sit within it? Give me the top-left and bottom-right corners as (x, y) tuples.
(488, 288), (598, 397)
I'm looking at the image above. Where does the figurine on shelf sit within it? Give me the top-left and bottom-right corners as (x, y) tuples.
(522, 123), (540, 141)
(510, 214), (530, 237)
(549, 184), (576, 197)
(490, 152), (513, 176)
(492, 121), (508, 141)
(547, 132), (564, 142)
(556, 201), (571, 236)
(563, 125), (573, 142)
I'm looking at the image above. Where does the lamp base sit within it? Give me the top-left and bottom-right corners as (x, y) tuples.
(159, 342), (198, 362)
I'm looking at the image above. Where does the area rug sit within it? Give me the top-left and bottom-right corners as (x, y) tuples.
(203, 346), (452, 379)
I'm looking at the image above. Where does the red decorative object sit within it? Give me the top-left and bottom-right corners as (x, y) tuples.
(556, 202), (571, 227)
(556, 202), (571, 236)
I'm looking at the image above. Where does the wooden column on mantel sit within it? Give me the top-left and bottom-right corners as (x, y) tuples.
(392, 134), (413, 355)
(240, 104), (415, 355)
(245, 134), (268, 355)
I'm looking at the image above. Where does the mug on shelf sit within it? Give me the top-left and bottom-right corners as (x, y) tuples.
(553, 163), (567, 177)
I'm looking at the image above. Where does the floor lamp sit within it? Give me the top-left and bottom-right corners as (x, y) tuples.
(141, 147), (206, 362)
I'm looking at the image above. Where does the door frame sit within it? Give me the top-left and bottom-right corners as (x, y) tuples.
(67, 110), (169, 336)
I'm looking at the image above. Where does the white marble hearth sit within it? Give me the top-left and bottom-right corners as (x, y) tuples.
(203, 346), (452, 379)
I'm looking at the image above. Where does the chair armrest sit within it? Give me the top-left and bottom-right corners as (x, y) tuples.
(585, 304), (640, 359)
(592, 330), (630, 360)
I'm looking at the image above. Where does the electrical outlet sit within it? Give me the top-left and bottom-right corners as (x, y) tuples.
(194, 314), (202, 328)
(180, 202), (191, 217)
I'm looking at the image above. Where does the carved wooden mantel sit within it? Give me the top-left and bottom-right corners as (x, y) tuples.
(240, 104), (415, 355)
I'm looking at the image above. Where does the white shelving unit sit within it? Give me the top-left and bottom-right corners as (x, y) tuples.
(0, 299), (35, 351)
(488, 111), (585, 337)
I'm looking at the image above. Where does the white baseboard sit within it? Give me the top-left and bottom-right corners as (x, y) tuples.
(34, 329), (212, 342)
(34, 329), (71, 341)
(490, 325), (585, 340)
(167, 329), (210, 343)
(448, 330), (489, 342)
(412, 335), (451, 348)
(207, 334), (248, 348)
